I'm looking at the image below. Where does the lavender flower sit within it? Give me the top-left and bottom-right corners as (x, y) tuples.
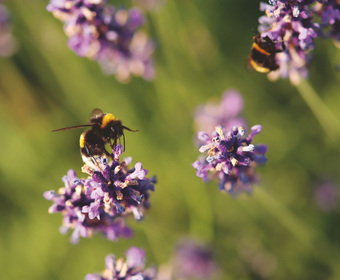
(0, 2), (17, 56)
(47, 0), (155, 83)
(194, 89), (247, 136)
(172, 239), (219, 280)
(193, 125), (267, 195)
(154, 239), (219, 280)
(44, 144), (156, 243)
(133, 0), (166, 12)
(313, 0), (340, 42)
(85, 247), (156, 280)
(314, 181), (339, 211)
(257, 0), (320, 84)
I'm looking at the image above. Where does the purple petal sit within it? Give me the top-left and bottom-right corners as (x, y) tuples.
(250, 125), (262, 135)
(128, 8), (144, 28)
(126, 247), (146, 269)
(127, 162), (148, 180)
(220, 90), (244, 117)
(197, 131), (210, 142)
(254, 155), (268, 165)
(84, 274), (102, 280)
(105, 254), (116, 271)
(43, 190), (56, 200)
(254, 144), (268, 154)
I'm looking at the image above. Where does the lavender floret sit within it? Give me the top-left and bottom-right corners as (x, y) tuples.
(46, 0), (155, 83)
(84, 247), (156, 280)
(44, 144), (156, 243)
(193, 125), (267, 195)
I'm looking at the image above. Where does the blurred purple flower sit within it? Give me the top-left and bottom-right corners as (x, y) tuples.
(313, 0), (340, 42)
(44, 144), (156, 243)
(172, 239), (219, 279)
(193, 125), (267, 195)
(194, 89), (247, 136)
(314, 182), (340, 212)
(85, 247), (156, 280)
(0, 3), (17, 56)
(47, 0), (155, 83)
(133, 0), (166, 12)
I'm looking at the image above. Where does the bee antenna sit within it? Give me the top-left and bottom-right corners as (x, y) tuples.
(122, 126), (139, 132)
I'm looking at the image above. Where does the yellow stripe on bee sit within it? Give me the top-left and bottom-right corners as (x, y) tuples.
(249, 59), (270, 73)
(80, 133), (85, 148)
(101, 113), (116, 128)
(252, 43), (270, 56)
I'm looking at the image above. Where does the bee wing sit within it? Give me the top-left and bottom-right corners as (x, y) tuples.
(246, 56), (256, 72)
(52, 124), (92, 132)
(90, 108), (104, 119)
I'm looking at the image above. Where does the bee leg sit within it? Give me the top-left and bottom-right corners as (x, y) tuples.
(104, 149), (114, 160)
(281, 41), (286, 52)
(108, 139), (116, 153)
(84, 143), (95, 164)
(84, 143), (103, 171)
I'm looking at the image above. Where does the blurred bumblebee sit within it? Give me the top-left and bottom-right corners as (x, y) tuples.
(248, 34), (285, 73)
(53, 108), (137, 168)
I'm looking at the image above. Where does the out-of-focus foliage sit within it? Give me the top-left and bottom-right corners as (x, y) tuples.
(1, 1), (340, 280)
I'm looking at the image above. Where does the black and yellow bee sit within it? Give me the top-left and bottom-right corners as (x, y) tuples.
(248, 34), (285, 73)
(53, 108), (137, 168)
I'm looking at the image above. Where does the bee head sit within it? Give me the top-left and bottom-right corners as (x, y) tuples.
(109, 119), (124, 139)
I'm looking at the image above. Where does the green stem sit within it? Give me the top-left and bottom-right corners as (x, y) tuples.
(254, 188), (314, 249)
(295, 80), (340, 140)
(254, 187), (340, 278)
(140, 218), (173, 263)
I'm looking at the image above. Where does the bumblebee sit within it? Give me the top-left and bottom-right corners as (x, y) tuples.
(53, 108), (137, 168)
(248, 34), (285, 73)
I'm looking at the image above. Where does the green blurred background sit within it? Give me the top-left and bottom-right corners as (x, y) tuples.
(1, 0), (340, 279)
